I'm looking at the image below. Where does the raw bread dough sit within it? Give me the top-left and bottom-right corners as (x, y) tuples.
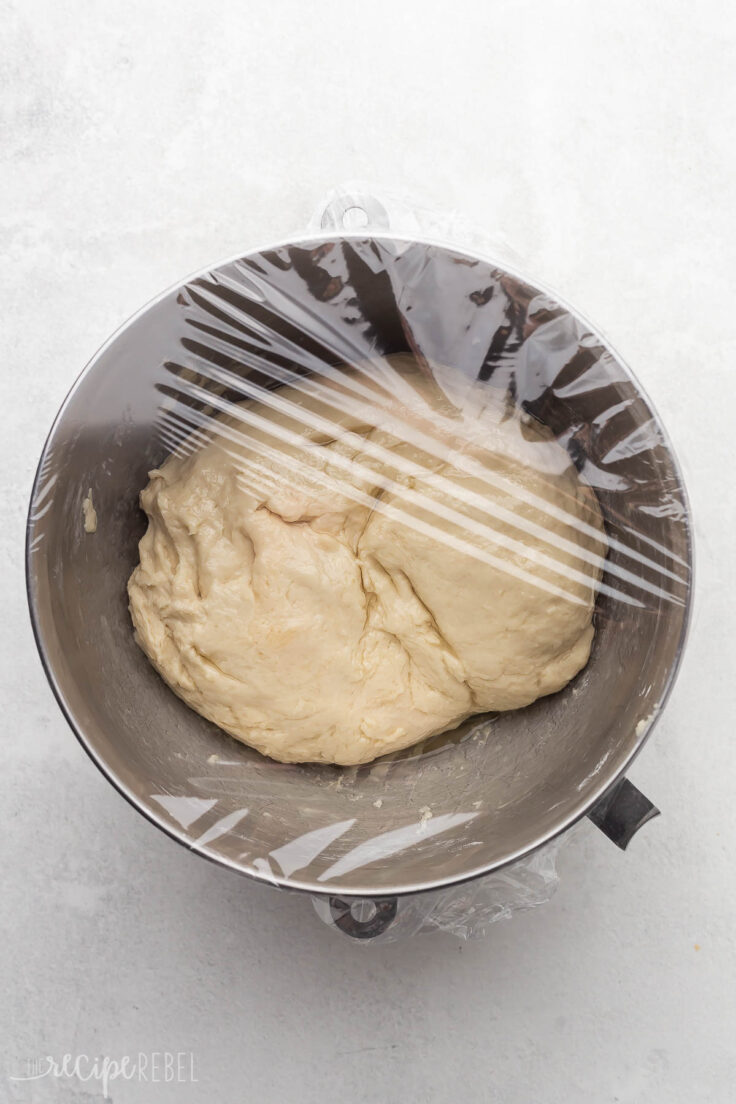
(82, 488), (97, 533)
(128, 357), (605, 765)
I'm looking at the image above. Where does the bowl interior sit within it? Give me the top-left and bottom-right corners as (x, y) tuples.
(27, 236), (691, 895)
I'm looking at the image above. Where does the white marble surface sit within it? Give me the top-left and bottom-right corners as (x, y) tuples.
(3, 1), (735, 1101)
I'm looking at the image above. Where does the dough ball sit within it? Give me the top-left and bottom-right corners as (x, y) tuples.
(128, 357), (605, 765)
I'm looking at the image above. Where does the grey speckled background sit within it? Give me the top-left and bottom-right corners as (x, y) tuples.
(2, 1), (735, 1101)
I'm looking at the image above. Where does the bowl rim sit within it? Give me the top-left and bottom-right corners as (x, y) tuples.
(25, 227), (695, 898)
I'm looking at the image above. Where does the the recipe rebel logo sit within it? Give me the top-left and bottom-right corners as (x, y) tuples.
(7, 1050), (198, 1097)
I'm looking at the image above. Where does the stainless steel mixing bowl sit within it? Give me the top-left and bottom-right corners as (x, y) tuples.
(26, 203), (692, 935)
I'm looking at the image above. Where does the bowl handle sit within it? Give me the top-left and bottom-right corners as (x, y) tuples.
(319, 191), (391, 232)
(587, 777), (660, 849)
(326, 896), (399, 940)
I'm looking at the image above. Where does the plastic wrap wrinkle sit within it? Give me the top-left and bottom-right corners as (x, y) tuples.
(312, 834), (565, 943)
(156, 358), (679, 605)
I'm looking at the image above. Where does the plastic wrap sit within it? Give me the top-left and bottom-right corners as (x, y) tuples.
(26, 184), (692, 943)
(313, 832), (565, 943)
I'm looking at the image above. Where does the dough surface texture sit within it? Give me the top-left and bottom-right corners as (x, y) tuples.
(128, 359), (605, 764)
